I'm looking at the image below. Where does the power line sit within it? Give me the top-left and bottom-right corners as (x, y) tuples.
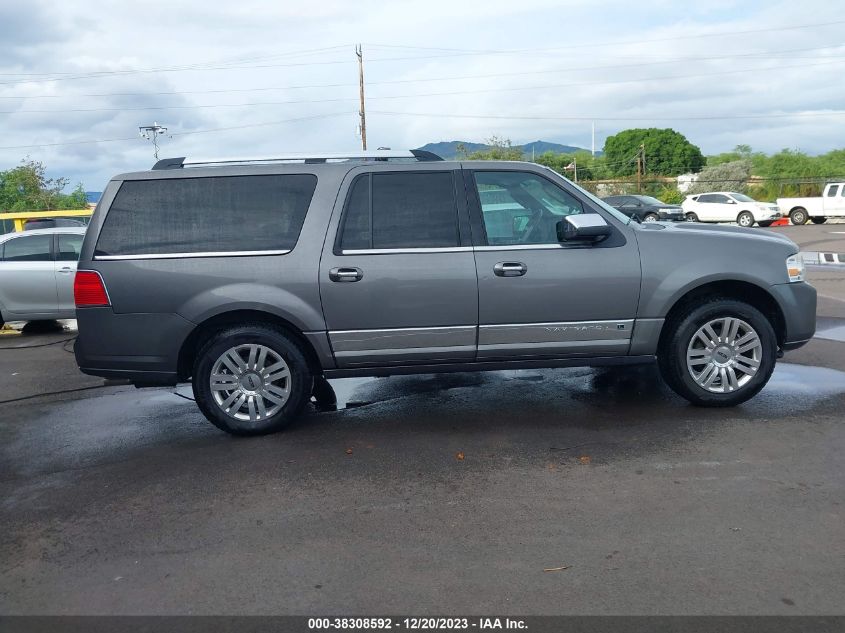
(2, 18), (843, 87)
(3, 58), (841, 115)
(3, 44), (841, 101)
(363, 20), (845, 53)
(0, 112), (351, 151)
(370, 109), (845, 122)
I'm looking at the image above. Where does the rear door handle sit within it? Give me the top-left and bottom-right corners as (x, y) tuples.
(494, 261), (527, 277)
(329, 267), (363, 282)
(58, 267), (74, 274)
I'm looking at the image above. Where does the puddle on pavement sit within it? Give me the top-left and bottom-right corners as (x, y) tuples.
(764, 363), (845, 398)
(168, 363), (845, 413)
(815, 317), (845, 343)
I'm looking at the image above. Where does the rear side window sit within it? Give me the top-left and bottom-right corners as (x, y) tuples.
(57, 234), (84, 261)
(827, 185), (839, 197)
(2, 234), (51, 261)
(339, 171), (459, 250)
(95, 174), (317, 256)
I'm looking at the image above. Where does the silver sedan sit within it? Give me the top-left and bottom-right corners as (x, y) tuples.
(0, 227), (86, 327)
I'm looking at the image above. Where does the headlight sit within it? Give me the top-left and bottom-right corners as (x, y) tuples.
(786, 254), (804, 282)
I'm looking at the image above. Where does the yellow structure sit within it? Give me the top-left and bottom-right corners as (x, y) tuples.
(0, 208), (92, 232)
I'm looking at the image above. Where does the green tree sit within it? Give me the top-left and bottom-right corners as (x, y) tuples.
(603, 128), (705, 177)
(687, 160), (753, 195)
(458, 135), (524, 160)
(0, 158), (88, 211)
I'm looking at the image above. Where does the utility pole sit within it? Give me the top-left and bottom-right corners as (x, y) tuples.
(355, 44), (367, 150)
(573, 157), (578, 183)
(636, 153), (641, 192)
(139, 122), (168, 160)
(591, 122), (595, 157)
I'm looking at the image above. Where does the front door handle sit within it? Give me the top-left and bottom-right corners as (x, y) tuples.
(493, 261), (527, 277)
(329, 267), (363, 282)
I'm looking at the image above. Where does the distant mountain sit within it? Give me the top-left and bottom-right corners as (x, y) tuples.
(417, 140), (600, 160)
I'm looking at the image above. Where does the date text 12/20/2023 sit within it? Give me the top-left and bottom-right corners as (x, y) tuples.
(307, 617), (528, 630)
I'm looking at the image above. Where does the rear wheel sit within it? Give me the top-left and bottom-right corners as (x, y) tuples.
(789, 208), (808, 225)
(658, 298), (777, 407)
(811, 217), (827, 224)
(736, 211), (755, 227)
(757, 220), (773, 228)
(685, 212), (699, 222)
(192, 324), (312, 435)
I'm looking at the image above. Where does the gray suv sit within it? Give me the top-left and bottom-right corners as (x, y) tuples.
(74, 151), (816, 435)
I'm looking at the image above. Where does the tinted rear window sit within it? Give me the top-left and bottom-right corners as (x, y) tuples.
(339, 171), (459, 250)
(96, 174), (317, 256)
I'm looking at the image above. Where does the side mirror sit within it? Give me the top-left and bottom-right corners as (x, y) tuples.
(557, 214), (612, 243)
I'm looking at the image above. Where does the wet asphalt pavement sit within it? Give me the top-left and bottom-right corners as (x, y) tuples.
(1, 233), (845, 615)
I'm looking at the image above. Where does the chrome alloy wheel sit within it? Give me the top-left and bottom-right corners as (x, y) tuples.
(686, 317), (762, 393)
(210, 344), (292, 422)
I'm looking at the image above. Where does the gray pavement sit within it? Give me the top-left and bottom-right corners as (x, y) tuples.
(1, 225), (844, 615)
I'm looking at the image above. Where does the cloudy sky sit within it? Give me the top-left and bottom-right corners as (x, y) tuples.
(1, 0), (844, 191)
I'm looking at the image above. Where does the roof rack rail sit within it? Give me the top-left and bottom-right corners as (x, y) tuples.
(151, 149), (443, 170)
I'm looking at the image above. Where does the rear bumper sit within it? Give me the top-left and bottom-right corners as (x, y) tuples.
(74, 308), (194, 386)
(770, 281), (816, 350)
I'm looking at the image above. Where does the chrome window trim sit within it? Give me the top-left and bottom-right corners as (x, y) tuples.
(341, 246), (473, 255)
(94, 249), (291, 261)
(473, 244), (566, 251)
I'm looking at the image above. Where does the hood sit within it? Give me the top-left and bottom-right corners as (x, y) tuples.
(635, 218), (799, 250)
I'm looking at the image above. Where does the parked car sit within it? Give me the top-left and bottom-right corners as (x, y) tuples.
(0, 227), (86, 328)
(73, 151), (816, 436)
(601, 195), (685, 222)
(682, 192), (781, 227)
(24, 218), (87, 231)
(776, 182), (845, 225)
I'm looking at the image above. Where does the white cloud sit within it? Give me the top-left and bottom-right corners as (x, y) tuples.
(1, 0), (844, 189)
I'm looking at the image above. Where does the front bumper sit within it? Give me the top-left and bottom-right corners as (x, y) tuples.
(658, 211), (685, 221)
(770, 281), (816, 350)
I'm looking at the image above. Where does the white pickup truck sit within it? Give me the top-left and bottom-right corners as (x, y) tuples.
(777, 182), (845, 225)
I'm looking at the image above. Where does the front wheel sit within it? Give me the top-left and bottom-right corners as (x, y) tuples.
(685, 212), (699, 222)
(811, 217), (827, 224)
(789, 208), (808, 225)
(658, 299), (777, 407)
(192, 324), (313, 435)
(736, 211), (755, 227)
(643, 212), (659, 222)
(757, 220), (773, 227)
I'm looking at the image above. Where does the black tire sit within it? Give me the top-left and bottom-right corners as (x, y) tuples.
(811, 217), (827, 224)
(643, 212), (660, 222)
(685, 212), (699, 222)
(736, 211), (755, 227)
(658, 298), (777, 407)
(757, 220), (773, 227)
(192, 324), (313, 436)
(789, 208), (808, 225)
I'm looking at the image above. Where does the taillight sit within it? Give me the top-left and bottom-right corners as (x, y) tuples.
(74, 271), (110, 307)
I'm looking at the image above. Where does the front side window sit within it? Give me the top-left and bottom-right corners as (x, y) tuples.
(2, 234), (51, 262)
(57, 234), (84, 261)
(95, 174), (317, 256)
(339, 171), (459, 250)
(474, 171), (584, 246)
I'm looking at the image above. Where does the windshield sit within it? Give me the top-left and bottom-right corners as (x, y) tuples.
(731, 193), (755, 202)
(636, 195), (668, 206)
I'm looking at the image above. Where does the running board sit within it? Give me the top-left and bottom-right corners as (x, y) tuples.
(322, 355), (656, 379)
